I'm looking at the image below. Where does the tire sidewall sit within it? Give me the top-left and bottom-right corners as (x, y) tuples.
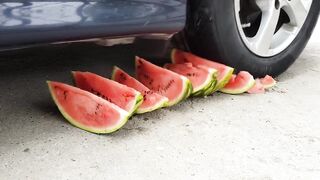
(185, 0), (320, 77)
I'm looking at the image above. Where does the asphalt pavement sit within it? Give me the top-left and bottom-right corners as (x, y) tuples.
(0, 23), (320, 179)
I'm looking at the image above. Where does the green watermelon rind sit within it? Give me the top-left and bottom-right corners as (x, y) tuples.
(135, 96), (168, 114)
(201, 69), (219, 96)
(192, 89), (204, 97)
(131, 94), (144, 115)
(194, 68), (219, 96)
(202, 78), (218, 96)
(47, 81), (130, 134)
(191, 68), (217, 96)
(111, 66), (169, 114)
(193, 74), (216, 96)
(219, 77), (256, 95)
(110, 66), (121, 82)
(214, 67), (235, 92)
(165, 76), (193, 107)
(184, 79), (193, 99)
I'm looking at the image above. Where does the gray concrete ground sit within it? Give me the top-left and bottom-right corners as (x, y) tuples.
(0, 23), (320, 180)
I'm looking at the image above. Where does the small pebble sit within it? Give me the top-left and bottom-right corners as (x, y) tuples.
(23, 148), (30, 152)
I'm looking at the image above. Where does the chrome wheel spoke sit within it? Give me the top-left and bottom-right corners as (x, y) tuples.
(283, 0), (309, 27)
(234, 0), (313, 57)
(252, 6), (281, 54)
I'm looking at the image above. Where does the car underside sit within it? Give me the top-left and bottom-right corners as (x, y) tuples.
(0, 0), (319, 77)
(0, 0), (186, 50)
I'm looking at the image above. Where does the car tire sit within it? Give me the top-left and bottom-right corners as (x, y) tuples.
(182, 0), (320, 77)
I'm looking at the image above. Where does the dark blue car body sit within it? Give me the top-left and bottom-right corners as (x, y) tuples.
(0, 0), (186, 49)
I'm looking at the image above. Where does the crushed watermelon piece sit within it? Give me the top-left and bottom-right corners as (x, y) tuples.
(171, 49), (234, 93)
(220, 71), (255, 94)
(247, 79), (265, 94)
(260, 75), (277, 89)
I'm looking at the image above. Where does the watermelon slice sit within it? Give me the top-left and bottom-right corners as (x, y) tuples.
(260, 75), (276, 89)
(220, 71), (255, 94)
(111, 66), (169, 114)
(47, 81), (129, 134)
(135, 57), (192, 107)
(164, 63), (217, 96)
(72, 71), (143, 116)
(171, 49), (234, 92)
(247, 79), (265, 94)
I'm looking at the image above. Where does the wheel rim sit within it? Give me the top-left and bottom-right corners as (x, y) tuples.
(234, 0), (313, 57)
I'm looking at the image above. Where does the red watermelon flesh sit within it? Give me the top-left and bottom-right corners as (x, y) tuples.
(171, 49), (234, 91)
(260, 75), (276, 89)
(247, 79), (265, 94)
(135, 57), (192, 107)
(164, 63), (217, 96)
(112, 66), (168, 114)
(47, 81), (129, 134)
(220, 71), (255, 94)
(72, 71), (143, 115)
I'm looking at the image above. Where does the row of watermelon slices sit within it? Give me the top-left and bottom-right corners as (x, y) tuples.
(47, 49), (276, 134)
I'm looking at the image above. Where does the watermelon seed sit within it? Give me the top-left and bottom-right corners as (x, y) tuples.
(184, 57), (187, 62)
(142, 90), (154, 101)
(54, 86), (68, 100)
(95, 104), (102, 115)
(186, 73), (197, 77)
(119, 73), (127, 82)
(143, 74), (150, 79)
(90, 88), (113, 103)
(164, 79), (175, 91)
(63, 91), (68, 100)
(105, 97), (113, 103)
(146, 91), (153, 95)
(96, 104), (102, 111)
(152, 80), (175, 94)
